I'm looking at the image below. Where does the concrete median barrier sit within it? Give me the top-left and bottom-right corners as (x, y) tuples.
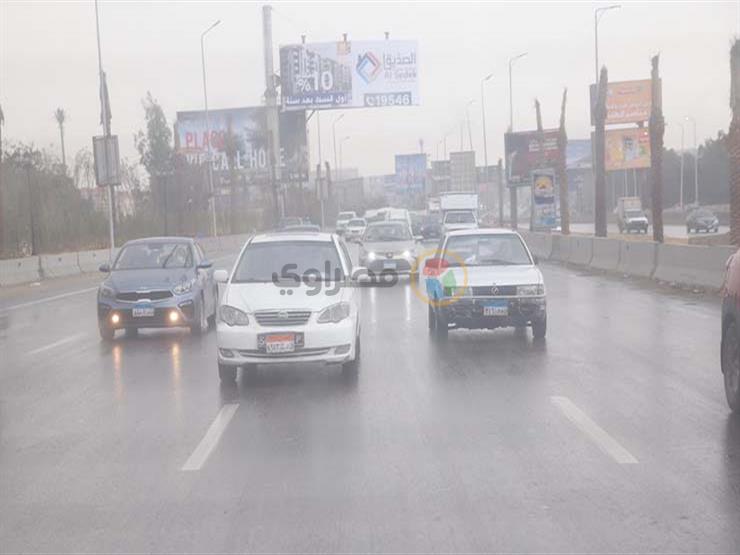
(520, 231), (553, 260)
(590, 238), (621, 272)
(617, 241), (658, 278)
(653, 243), (736, 290)
(568, 235), (594, 266)
(77, 249), (113, 273)
(550, 234), (572, 263)
(0, 256), (42, 286)
(40, 252), (82, 279)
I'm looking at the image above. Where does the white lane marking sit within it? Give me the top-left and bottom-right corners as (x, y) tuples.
(26, 332), (89, 356)
(551, 396), (638, 465)
(181, 403), (239, 471)
(0, 287), (98, 313)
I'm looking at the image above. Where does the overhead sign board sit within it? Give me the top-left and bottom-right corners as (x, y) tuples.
(92, 135), (120, 187)
(279, 40), (420, 111)
(605, 127), (651, 171)
(394, 153), (427, 193)
(589, 79), (657, 125)
(504, 130), (561, 186)
(174, 107), (308, 182)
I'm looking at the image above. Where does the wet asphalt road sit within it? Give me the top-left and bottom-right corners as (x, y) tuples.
(1, 244), (739, 553)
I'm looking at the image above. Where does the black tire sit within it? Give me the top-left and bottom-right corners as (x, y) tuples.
(343, 334), (361, 372)
(125, 327), (138, 338)
(190, 297), (206, 335)
(428, 305), (437, 331)
(218, 363), (237, 384)
(434, 309), (448, 339)
(532, 317), (547, 340)
(99, 325), (115, 342)
(687, 226), (691, 234)
(722, 320), (740, 413)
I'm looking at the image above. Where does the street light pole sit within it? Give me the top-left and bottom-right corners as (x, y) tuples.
(508, 52), (527, 131)
(594, 5), (621, 83)
(480, 73), (493, 212)
(339, 136), (350, 176)
(679, 121), (685, 209)
(685, 115), (698, 205)
(201, 19), (221, 238)
(465, 100), (475, 151)
(332, 114), (344, 174)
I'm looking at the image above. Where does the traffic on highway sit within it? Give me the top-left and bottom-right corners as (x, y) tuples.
(2, 1), (740, 554)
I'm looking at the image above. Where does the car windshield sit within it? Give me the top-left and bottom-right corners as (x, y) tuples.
(337, 212), (355, 220)
(113, 242), (193, 270)
(348, 219), (366, 227)
(363, 223), (412, 242)
(444, 234), (531, 266)
(232, 241), (344, 283)
(694, 209), (714, 218)
(625, 209), (643, 218)
(445, 211), (476, 224)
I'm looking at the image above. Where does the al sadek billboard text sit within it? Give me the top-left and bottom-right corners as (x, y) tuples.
(280, 40), (419, 111)
(589, 79), (659, 125)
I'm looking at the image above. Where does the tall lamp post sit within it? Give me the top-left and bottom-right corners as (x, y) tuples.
(480, 73), (493, 211)
(508, 52), (527, 131)
(679, 121), (685, 209)
(201, 19), (221, 238)
(332, 114), (344, 173)
(339, 136), (351, 177)
(594, 5), (620, 83)
(685, 115), (698, 205)
(465, 100), (475, 151)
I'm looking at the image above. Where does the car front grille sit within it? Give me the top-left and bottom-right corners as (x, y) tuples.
(254, 310), (312, 326)
(237, 347), (331, 358)
(444, 285), (518, 297)
(116, 290), (173, 302)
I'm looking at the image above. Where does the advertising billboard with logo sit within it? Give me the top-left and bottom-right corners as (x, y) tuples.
(394, 153), (427, 193)
(175, 107), (308, 182)
(504, 130), (561, 186)
(589, 79), (657, 125)
(605, 127), (651, 171)
(531, 170), (557, 230)
(279, 40), (420, 110)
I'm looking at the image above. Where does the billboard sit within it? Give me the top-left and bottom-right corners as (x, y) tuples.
(280, 40), (419, 110)
(175, 107), (309, 182)
(605, 127), (651, 171)
(531, 170), (558, 230)
(566, 139), (592, 170)
(589, 79), (657, 125)
(394, 153), (427, 193)
(504, 130), (561, 186)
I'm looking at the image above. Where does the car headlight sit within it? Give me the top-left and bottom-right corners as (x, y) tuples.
(367, 251), (377, 261)
(172, 278), (196, 295)
(401, 249), (415, 259)
(317, 302), (351, 324)
(99, 284), (116, 299)
(218, 305), (250, 326)
(517, 284), (544, 296)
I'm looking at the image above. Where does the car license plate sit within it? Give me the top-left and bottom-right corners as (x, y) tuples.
(132, 304), (155, 318)
(383, 261), (397, 270)
(483, 300), (508, 316)
(265, 334), (295, 354)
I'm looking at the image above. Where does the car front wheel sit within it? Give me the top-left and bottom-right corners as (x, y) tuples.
(532, 316), (547, 340)
(343, 334), (361, 372)
(434, 310), (448, 339)
(218, 363), (237, 384)
(99, 324), (114, 342)
(722, 320), (740, 413)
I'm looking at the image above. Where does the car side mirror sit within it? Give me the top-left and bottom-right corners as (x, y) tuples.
(197, 260), (213, 270)
(351, 267), (368, 281)
(214, 269), (229, 283)
(99, 263), (111, 273)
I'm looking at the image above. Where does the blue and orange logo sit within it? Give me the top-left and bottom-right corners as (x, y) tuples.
(356, 52), (382, 84)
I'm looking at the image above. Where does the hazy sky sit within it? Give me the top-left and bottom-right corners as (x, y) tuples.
(1, 1), (738, 176)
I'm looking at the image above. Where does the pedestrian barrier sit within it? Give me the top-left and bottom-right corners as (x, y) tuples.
(653, 243), (736, 289)
(40, 252), (81, 279)
(0, 256), (42, 287)
(590, 237), (621, 272)
(568, 235), (594, 266)
(617, 240), (658, 278)
(77, 249), (113, 273)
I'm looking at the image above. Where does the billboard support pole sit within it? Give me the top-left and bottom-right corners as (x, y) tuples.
(593, 67), (609, 238)
(649, 55), (665, 243)
(263, 5), (282, 225)
(201, 19), (220, 238)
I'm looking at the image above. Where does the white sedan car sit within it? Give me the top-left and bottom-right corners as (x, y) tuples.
(214, 232), (362, 383)
(425, 229), (547, 339)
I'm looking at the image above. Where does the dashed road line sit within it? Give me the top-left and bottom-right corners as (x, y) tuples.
(181, 403), (239, 471)
(26, 332), (90, 356)
(551, 396), (638, 465)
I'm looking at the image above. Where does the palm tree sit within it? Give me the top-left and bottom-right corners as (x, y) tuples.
(730, 40), (740, 246)
(54, 108), (67, 172)
(648, 55), (665, 243)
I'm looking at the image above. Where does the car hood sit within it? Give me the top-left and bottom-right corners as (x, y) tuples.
(105, 268), (192, 291)
(444, 222), (478, 230)
(224, 281), (351, 312)
(361, 240), (415, 253)
(626, 216), (648, 223)
(438, 264), (543, 287)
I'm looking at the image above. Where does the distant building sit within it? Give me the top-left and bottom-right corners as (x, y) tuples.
(449, 151), (476, 191)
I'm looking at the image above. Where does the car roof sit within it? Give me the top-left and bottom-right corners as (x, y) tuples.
(125, 236), (193, 245)
(446, 228), (520, 237)
(366, 220), (407, 227)
(250, 232), (335, 244)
